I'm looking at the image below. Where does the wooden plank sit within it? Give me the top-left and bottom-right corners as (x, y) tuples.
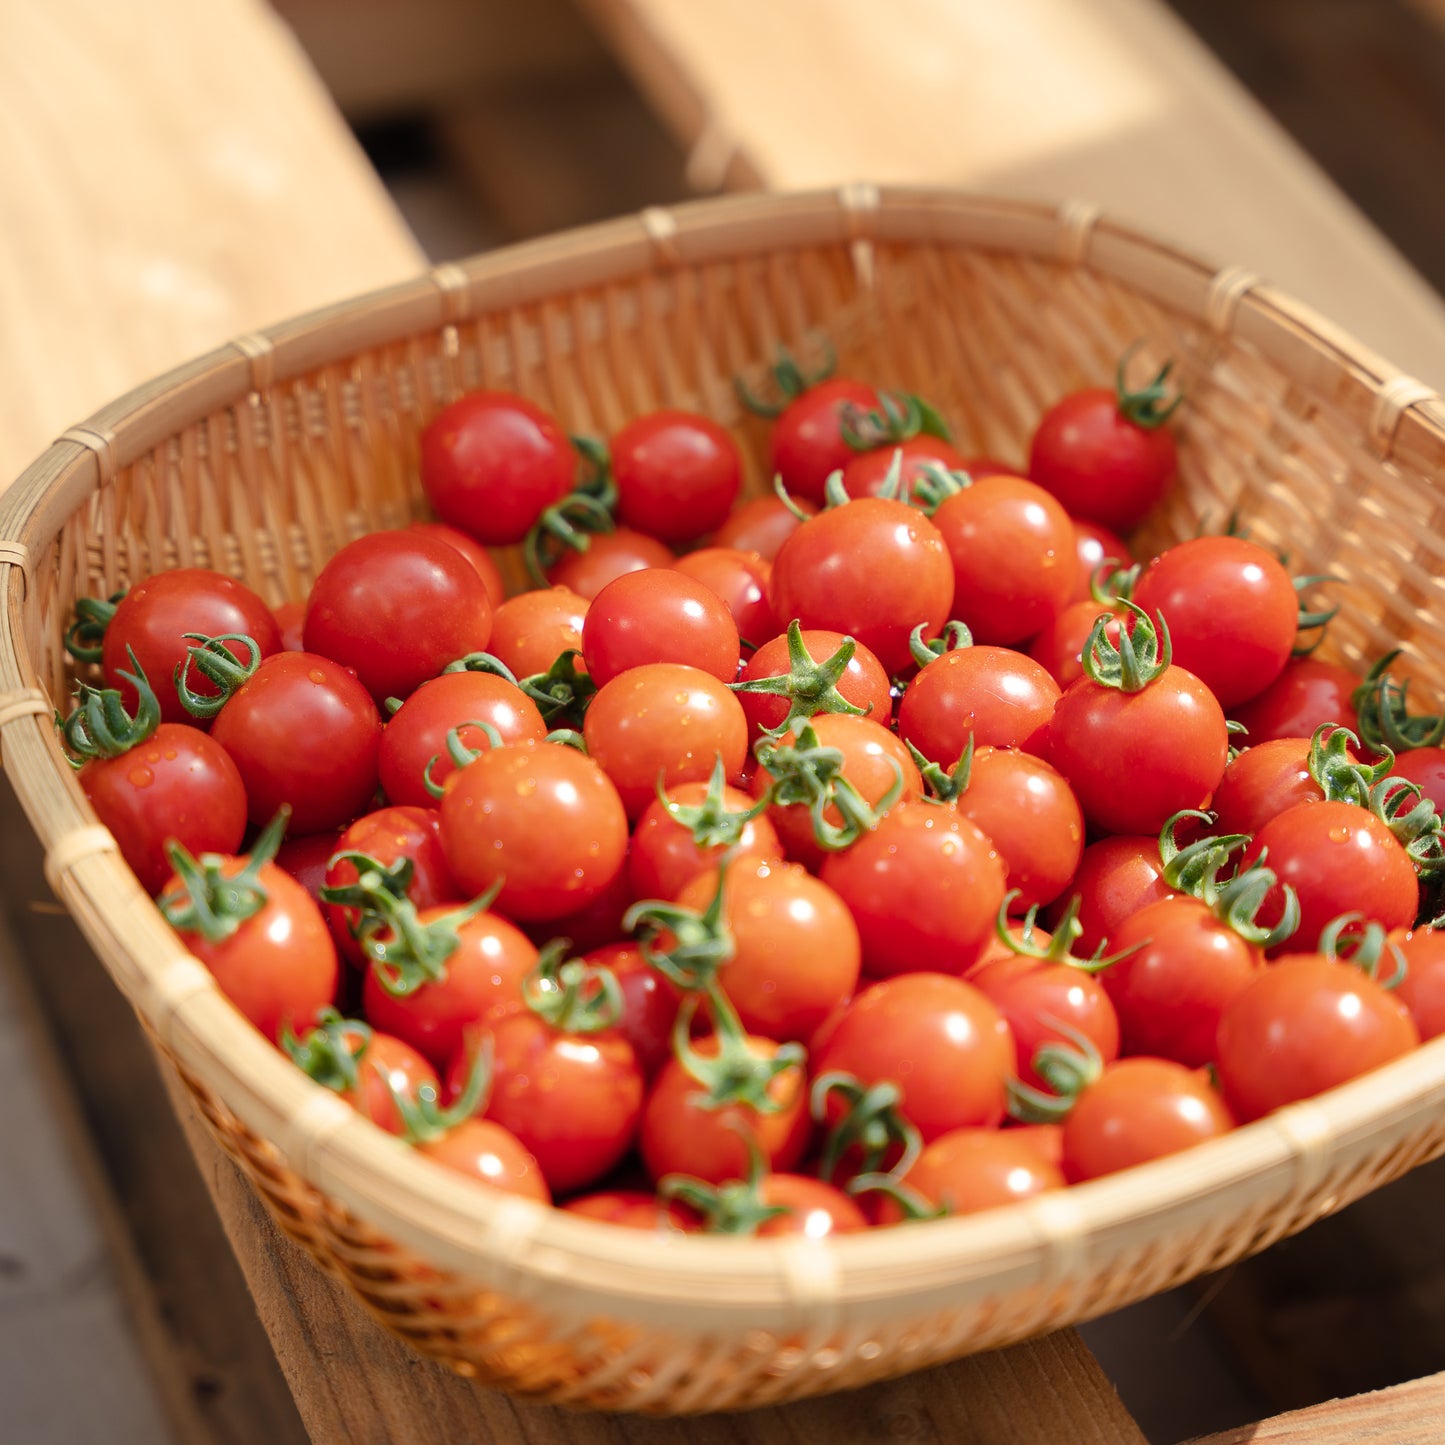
(165, 1076), (1147, 1445)
(572, 0), (1445, 386)
(1184, 1368), (1445, 1444)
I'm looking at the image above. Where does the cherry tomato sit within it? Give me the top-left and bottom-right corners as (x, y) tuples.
(438, 740), (629, 922)
(1028, 380), (1178, 532)
(583, 664), (749, 820)
(407, 522), (507, 609)
(274, 829), (342, 907)
(80, 723), (247, 895)
(1069, 519), (1135, 604)
(741, 1175), (868, 1237)
(769, 378), (885, 504)
(669, 548), (777, 647)
(486, 586), (589, 679)
(733, 627), (892, 738)
(582, 569), (740, 687)
(1209, 736), (1324, 838)
(712, 494), (816, 560)
(419, 1118), (551, 1202)
(837, 436), (966, 499)
(1062, 1058), (1234, 1182)
(583, 942), (682, 1079)
(303, 531), (494, 703)
(1028, 600), (1129, 691)
(628, 778), (783, 902)
(810, 973), (1014, 1142)
(1050, 835), (1172, 960)
(1390, 927), (1445, 1040)
(272, 600), (306, 653)
(611, 409), (743, 542)
(878, 1128), (1065, 1221)
(211, 652), (382, 835)
(1389, 747), (1445, 817)
(1231, 657), (1359, 746)
(378, 670), (548, 808)
(290, 1015), (439, 1136)
(562, 1189), (696, 1231)
(104, 568), (282, 725)
(548, 527), (674, 599)
(1216, 954), (1419, 1122)
(820, 801), (1005, 978)
(1131, 537), (1298, 709)
(932, 475), (1077, 645)
(420, 390), (576, 546)
(769, 498), (953, 676)
(898, 646), (1060, 765)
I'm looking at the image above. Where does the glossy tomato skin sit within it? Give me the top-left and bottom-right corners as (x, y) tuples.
(968, 954), (1120, 1092)
(583, 663), (749, 820)
(167, 859), (339, 1044)
(322, 806), (460, 966)
(627, 779), (783, 902)
(296, 1020), (438, 1136)
(562, 1189), (697, 1232)
(361, 905), (538, 1069)
(712, 494), (816, 561)
(670, 548), (776, 647)
(104, 567), (282, 725)
(611, 409), (742, 542)
(769, 378), (884, 504)
(81, 723), (247, 895)
(877, 1128), (1065, 1222)
(954, 747), (1084, 912)
(675, 856), (861, 1042)
(420, 1118), (551, 1202)
(1230, 657), (1359, 746)
(1028, 386), (1178, 532)
(932, 475), (1077, 645)
(1391, 927), (1445, 1040)
(1389, 747), (1445, 817)
(407, 522), (506, 610)
(272, 600), (306, 653)
(734, 628), (893, 737)
(837, 436), (966, 500)
(1209, 736), (1323, 838)
(639, 1035), (811, 1185)
(1242, 800), (1419, 952)
(898, 646), (1060, 765)
(211, 652), (382, 835)
(303, 531), (494, 703)
(1216, 955), (1420, 1123)
(769, 498), (953, 676)
(747, 1175), (868, 1237)
(378, 670), (548, 808)
(1062, 1058), (1234, 1182)
(486, 586), (589, 679)
(583, 942), (682, 1079)
(1069, 518), (1135, 604)
(1028, 600), (1128, 691)
(438, 741), (629, 922)
(582, 569), (740, 686)
(820, 801), (1006, 978)
(1048, 665), (1228, 836)
(810, 973), (1015, 1142)
(1049, 835), (1172, 960)
(274, 829), (342, 907)
(453, 1013), (644, 1197)
(1131, 537), (1298, 709)
(548, 527), (674, 599)
(420, 390), (576, 546)
(1103, 898), (1265, 1067)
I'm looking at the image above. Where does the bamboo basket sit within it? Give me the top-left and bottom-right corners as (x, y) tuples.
(5, 187), (1445, 1414)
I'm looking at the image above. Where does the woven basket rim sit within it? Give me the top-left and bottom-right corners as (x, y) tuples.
(6, 185), (1445, 1332)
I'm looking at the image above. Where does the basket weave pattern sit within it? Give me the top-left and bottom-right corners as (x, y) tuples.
(6, 190), (1445, 1411)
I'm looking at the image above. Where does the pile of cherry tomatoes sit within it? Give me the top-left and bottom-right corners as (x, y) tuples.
(57, 348), (1445, 1238)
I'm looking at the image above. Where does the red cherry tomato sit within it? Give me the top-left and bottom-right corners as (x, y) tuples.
(486, 586), (589, 679)
(1216, 954), (1419, 1123)
(1231, 657), (1359, 746)
(303, 531), (494, 703)
(744, 1175), (868, 1237)
(548, 527), (674, 599)
(582, 942), (682, 1079)
(104, 568), (282, 725)
(289, 1015), (439, 1137)
(582, 569), (740, 687)
(407, 522), (507, 610)
(1389, 746), (1445, 817)
(419, 1118), (551, 1202)
(1028, 599), (1129, 691)
(1050, 835), (1172, 960)
(274, 829), (342, 907)
(712, 494), (816, 561)
(1069, 518), (1135, 604)
(837, 436), (966, 499)
(878, 1128), (1065, 1221)
(420, 390), (576, 546)
(563, 1189), (697, 1231)
(769, 378), (885, 504)
(1391, 926), (1445, 1040)
(734, 627), (893, 738)
(272, 600), (306, 653)
(611, 409), (743, 542)
(669, 548), (777, 647)
(1209, 736), (1324, 838)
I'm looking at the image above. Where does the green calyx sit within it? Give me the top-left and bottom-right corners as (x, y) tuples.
(394, 1034), (494, 1146)
(1352, 651), (1445, 753)
(1079, 601), (1170, 693)
(1088, 561), (1139, 607)
(1115, 348), (1183, 430)
(446, 649), (597, 730)
(908, 461), (973, 515)
(58, 646), (161, 761)
(669, 987), (805, 1115)
(175, 633), (263, 719)
(521, 438), (617, 588)
(658, 1129), (788, 1236)
(907, 734), (972, 805)
(990, 891), (1140, 973)
(1307, 723), (1392, 802)
(752, 720), (904, 850)
(837, 390), (953, 453)
(523, 939), (624, 1034)
(1005, 1020), (1105, 1125)
(654, 753), (769, 849)
(624, 866), (735, 992)
(907, 620), (973, 670)
(423, 719), (504, 798)
(1316, 914), (1409, 989)
(63, 590), (125, 665)
(158, 807), (288, 942)
(282, 1007), (370, 1093)
(1292, 574), (1340, 657)
(810, 1071), (922, 1187)
(729, 618), (871, 732)
(734, 339), (837, 418)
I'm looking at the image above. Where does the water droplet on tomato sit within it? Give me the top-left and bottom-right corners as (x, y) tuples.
(128, 765), (154, 789)
(1328, 824), (1351, 843)
(308, 669), (326, 685)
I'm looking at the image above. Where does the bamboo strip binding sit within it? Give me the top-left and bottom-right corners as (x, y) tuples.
(5, 188), (1445, 1412)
